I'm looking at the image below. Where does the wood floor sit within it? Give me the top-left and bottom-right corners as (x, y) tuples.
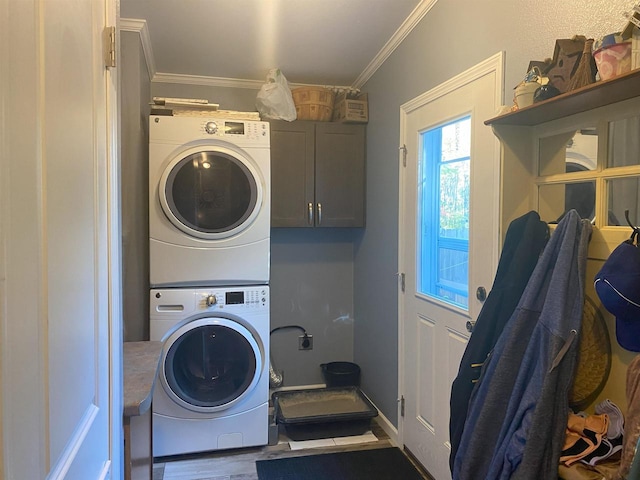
(152, 420), (432, 480)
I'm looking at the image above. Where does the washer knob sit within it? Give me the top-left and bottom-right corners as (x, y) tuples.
(204, 121), (218, 135)
(206, 295), (217, 307)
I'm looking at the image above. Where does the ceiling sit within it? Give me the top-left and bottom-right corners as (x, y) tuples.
(120, 0), (433, 89)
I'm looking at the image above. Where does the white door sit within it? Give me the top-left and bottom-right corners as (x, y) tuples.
(1, 0), (121, 478)
(398, 53), (503, 480)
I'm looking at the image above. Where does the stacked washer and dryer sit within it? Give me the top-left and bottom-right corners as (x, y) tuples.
(148, 115), (271, 457)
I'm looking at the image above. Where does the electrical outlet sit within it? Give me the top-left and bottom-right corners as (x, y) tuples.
(298, 334), (313, 350)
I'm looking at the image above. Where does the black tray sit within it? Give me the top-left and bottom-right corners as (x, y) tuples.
(272, 386), (378, 441)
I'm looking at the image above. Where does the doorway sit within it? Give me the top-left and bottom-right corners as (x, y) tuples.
(398, 52), (504, 480)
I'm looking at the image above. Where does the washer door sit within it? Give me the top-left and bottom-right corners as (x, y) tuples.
(160, 317), (263, 413)
(159, 146), (263, 240)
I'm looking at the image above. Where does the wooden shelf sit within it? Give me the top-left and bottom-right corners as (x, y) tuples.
(485, 69), (640, 127)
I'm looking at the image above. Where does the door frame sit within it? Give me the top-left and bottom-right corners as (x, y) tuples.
(397, 51), (504, 450)
(109, 3), (123, 477)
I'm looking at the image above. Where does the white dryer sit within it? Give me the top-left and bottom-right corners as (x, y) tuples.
(149, 115), (270, 287)
(150, 286), (269, 457)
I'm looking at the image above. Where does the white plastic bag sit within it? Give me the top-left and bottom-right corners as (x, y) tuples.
(255, 69), (297, 121)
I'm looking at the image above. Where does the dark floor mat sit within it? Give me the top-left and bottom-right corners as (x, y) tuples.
(256, 447), (425, 479)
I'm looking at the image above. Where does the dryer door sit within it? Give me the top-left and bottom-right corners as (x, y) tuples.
(159, 147), (264, 240)
(160, 317), (263, 413)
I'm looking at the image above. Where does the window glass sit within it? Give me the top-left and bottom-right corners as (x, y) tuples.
(608, 116), (640, 168)
(538, 181), (596, 223)
(418, 116), (470, 309)
(607, 177), (640, 226)
(441, 119), (471, 162)
(539, 129), (598, 176)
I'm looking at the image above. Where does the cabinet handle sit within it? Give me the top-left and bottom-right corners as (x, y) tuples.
(308, 202), (314, 225)
(317, 203), (322, 225)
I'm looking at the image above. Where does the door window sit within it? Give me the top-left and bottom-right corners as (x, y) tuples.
(418, 116), (471, 309)
(165, 323), (257, 408)
(164, 151), (258, 234)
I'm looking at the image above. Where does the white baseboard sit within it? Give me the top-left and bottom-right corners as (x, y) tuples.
(371, 403), (399, 447)
(356, 389), (399, 446)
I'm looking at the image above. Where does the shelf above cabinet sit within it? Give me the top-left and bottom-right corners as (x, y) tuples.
(485, 69), (640, 127)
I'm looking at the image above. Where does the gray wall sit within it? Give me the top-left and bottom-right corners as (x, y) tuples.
(270, 229), (356, 386)
(354, 0), (631, 427)
(121, 31), (151, 341)
(151, 82), (259, 112)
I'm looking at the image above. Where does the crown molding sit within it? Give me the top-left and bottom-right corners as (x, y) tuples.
(351, 0), (438, 89)
(152, 72), (264, 89)
(152, 72), (351, 91)
(119, 18), (156, 80)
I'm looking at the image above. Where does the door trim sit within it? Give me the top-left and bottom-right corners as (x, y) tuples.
(109, 1), (122, 476)
(397, 51), (504, 449)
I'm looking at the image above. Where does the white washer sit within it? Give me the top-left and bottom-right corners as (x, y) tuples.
(149, 115), (270, 287)
(150, 286), (269, 457)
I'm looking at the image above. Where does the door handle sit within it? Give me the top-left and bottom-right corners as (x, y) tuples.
(317, 203), (322, 225)
(466, 320), (476, 333)
(308, 202), (314, 225)
(476, 286), (487, 302)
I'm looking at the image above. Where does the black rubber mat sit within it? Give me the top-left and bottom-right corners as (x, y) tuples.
(256, 447), (425, 479)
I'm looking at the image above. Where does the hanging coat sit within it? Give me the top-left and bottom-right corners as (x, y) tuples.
(449, 211), (549, 471)
(453, 210), (591, 480)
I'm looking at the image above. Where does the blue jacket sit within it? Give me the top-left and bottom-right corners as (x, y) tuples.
(453, 210), (591, 480)
(449, 211), (549, 471)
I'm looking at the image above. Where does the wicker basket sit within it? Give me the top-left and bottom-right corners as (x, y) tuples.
(291, 87), (335, 121)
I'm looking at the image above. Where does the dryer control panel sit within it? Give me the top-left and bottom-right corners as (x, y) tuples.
(202, 120), (269, 142)
(150, 115), (270, 147)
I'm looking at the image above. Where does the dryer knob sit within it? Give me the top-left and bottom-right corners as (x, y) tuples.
(204, 121), (218, 135)
(206, 295), (217, 307)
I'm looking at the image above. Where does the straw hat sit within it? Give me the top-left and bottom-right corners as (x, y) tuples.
(569, 295), (612, 410)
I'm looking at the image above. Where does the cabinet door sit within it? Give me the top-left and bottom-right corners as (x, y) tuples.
(315, 123), (366, 227)
(270, 121), (315, 227)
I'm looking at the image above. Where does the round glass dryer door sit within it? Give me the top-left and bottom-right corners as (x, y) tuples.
(162, 318), (262, 412)
(159, 149), (262, 240)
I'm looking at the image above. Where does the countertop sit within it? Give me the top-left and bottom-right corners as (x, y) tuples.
(123, 341), (164, 417)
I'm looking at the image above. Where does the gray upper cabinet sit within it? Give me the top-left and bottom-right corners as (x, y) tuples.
(270, 120), (365, 228)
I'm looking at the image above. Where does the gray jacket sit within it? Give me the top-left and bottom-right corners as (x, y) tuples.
(453, 210), (591, 480)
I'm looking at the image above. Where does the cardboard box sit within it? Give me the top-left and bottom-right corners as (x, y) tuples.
(332, 92), (368, 123)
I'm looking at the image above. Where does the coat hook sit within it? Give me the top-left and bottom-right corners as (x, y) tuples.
(624, 209), (640, 245)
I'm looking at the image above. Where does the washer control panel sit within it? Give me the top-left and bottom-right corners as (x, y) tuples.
(150, 287), (269, 341)
(198, 287), (268, 309)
